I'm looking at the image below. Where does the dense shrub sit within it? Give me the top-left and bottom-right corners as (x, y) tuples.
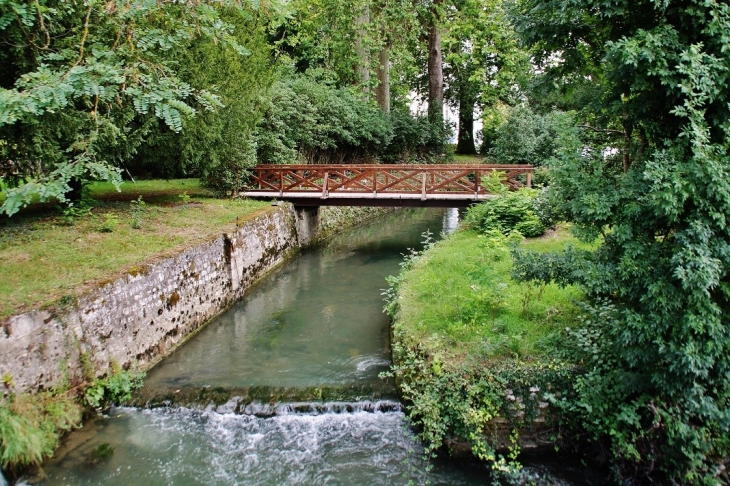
(132, 6), (275, 195)
(532, 186), (561, 229)
(485, 105), (577, 169)
(255, 78), (450, 166)
(255, 76), (392, 165)
(378, 108), (450, 163)
(465, 188), (545, 237)
(378, 108), (438, 164)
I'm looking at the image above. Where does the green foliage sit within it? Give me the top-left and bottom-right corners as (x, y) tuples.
(511, 0), (730, 480)
(130, 196), (146, 229)
(441, 0), (530, 156)
(389, 341), (578, 463)
(0, 366), (142, 473)
(379, 107), (449, 163)
(486, 104), (577, 168)
(268, 0), (421, 101)
(531, 186), (560, 229)
(384, 228), (585, 471)
(255, 75), (393, 164)
(0, 391), (82, 472)
(84, 369), (145, 410)
(465, 188), (545, 238)
(136, 6), (275, 195)
(60, 202), (93, 227)
(0, 0), (264, 216)
(96, 213), (119, 233)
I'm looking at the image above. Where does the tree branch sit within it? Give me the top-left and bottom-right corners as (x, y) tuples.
(75, 4), (94, 66)
(578, 124), (624, 135)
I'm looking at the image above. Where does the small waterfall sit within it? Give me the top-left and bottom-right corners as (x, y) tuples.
(0, 471), (7, 486)
(212, 399), (402, 417)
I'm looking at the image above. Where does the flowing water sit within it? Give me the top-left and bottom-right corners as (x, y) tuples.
(34, 208), (601, 485)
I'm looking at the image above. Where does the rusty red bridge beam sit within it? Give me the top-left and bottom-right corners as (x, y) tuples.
(240, 164), (533, 208)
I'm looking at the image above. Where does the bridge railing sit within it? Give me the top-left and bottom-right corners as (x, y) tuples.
(245, 164), (533, 198)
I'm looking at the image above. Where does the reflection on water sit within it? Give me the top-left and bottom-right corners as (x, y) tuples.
(35, 208), (604, 486)
(145, 209), (450, 389)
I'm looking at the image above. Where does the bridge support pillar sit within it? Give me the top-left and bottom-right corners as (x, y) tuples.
(295, 205), (320, 247)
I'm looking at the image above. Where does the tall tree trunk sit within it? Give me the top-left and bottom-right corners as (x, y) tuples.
(375, 46), (390, 112)
(355, 6), (371, 89)
(427, 0), (444, 122)
(455, 93), (477, 154)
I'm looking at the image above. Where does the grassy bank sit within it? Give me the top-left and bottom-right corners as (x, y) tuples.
(0, 368), (144, 477)
(392, 228), (585, 358)
(385, 225), (590, 468)
(0, 179), (269, 319)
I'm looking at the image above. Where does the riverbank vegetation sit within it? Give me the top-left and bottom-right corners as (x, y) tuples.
(0, 179), (268, 319)
(1, 0), (728, 481)
(0, 367), (143, 475)
(384, 200), (592, 473)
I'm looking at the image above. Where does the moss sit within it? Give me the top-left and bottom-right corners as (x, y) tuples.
(127, 265), (149, 277)
(129, 383), (397, 409)
(165, 291), (180, 310)
(85, 443), (114, 466)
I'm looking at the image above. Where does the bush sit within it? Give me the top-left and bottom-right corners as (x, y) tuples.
(532, 186), (561, 229)
(378, 108), (450, 163)
(465, 189), (546, 237)
(255, 76), (392, 165)
(199, 136), (258, 197)
(255, 78), (451, 166)
(485, 105), (577, 168)
(84, 370), (145, 410)
(133, 6), (275, 193)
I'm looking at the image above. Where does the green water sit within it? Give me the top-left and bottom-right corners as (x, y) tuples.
(144, 208), (455, 389)
(34, 208), (603, 485)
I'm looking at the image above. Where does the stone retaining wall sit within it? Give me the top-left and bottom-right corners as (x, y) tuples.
(1, 204), (393, 392)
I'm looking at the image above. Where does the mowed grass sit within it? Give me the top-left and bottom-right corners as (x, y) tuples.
(451, 154), (484, 164)
(395, 226), (588, 360)
(0, 179), (270, 319)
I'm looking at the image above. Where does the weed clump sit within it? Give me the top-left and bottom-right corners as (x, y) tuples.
(0, 367), (144, 476)
(0, 391), (82, 475)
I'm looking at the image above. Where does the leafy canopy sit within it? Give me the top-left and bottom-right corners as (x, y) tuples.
(0, 0), (262, 215)
(511, 0), (730, 481)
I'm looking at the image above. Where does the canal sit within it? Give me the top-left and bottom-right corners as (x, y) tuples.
(34, 208), (596, 485)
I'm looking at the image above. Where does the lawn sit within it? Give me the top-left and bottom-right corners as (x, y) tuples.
(393, 226), (587, 360)
(0, 179), (270, 319)
(451, 153), (484, 164)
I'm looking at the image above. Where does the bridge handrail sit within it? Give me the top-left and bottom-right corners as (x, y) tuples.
(245, 163), (534, 198)
(249, 164), (532, 169)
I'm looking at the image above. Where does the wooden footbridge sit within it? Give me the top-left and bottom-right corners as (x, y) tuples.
(240, 164), (533, 207)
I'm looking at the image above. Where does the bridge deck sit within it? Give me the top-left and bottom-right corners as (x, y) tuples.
(240, 164), (533, 207)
